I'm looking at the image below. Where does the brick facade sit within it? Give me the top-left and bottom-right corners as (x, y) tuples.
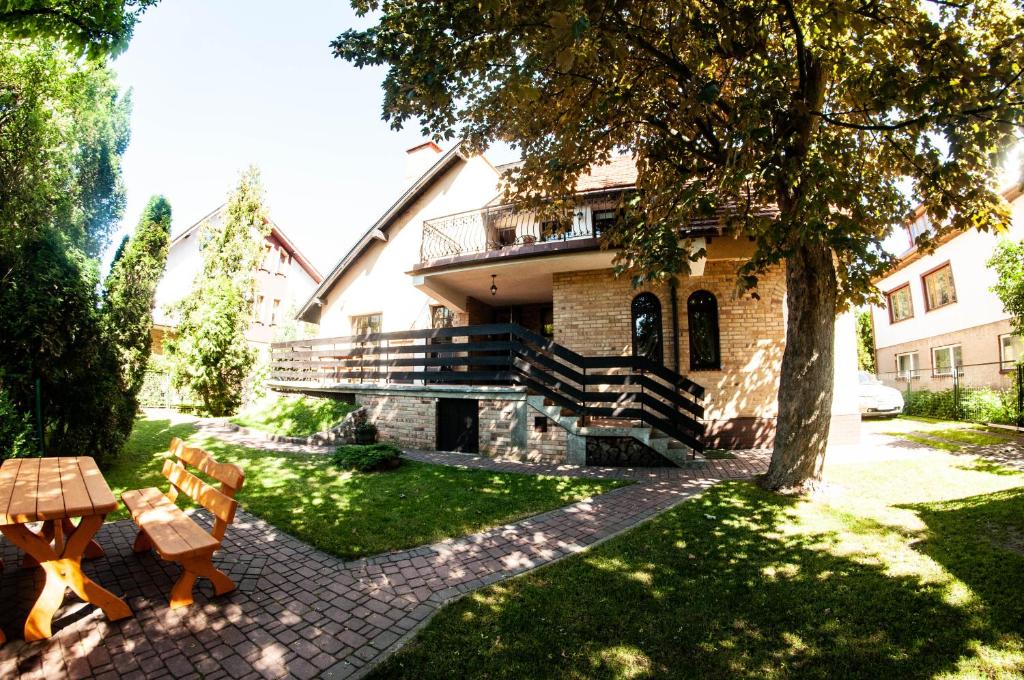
(552, 258), (787, 448)
(356, 393), (436, 449)
(354, 392), (569, 464)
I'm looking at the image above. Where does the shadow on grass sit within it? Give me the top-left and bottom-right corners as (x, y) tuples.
(202, 438), (620, 559)
(102, 417), (199, 520)
(374, 482), (1007, 679)
(230, 395), (356, 437)
(908, 487), (1024, 635)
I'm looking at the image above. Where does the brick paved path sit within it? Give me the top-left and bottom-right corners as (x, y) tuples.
(0, 450), (768, 680)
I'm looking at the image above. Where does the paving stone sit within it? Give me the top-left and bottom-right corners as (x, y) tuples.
(0, 447), (768, 679)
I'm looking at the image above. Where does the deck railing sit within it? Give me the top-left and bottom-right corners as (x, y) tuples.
(420, 205), (597, 261)
(270, 323), (706, 452)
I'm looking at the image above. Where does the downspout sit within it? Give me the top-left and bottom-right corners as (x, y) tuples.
(669, 277), (681, 375)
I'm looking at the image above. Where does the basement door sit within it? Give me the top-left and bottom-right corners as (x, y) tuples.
(436, 399), (479, 453)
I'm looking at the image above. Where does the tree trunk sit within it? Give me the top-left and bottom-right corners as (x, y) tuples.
(761, 241), (838, 491)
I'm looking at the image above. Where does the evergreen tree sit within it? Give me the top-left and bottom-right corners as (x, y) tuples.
(102, 195), (172, 409)
(0, 45), (135, 464)
(167, 167), (269, 416)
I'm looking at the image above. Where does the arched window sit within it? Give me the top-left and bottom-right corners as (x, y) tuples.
(688, 290), (721, 370)
(631, 293), (663, 365)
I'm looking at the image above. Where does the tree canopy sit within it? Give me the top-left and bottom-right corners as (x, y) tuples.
(103, 195), (172, 398)
(990, 237), (1024, 338)
(0, 0), (158, 58)
(166, 167), (270, 417)
(336, 0), (1024, 489)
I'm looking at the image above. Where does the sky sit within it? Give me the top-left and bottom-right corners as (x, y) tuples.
(109, 0), (519, 275)
(109, 0), (1021, 272)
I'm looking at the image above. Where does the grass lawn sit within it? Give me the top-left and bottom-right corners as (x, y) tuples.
(884, 420), (1016, 452)
(229, 394), (358, 437)
(373, 448), (1024, 678)
(104, 415), (624, 559)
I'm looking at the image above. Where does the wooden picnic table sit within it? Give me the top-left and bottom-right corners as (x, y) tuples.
(0, 457), (132, 641)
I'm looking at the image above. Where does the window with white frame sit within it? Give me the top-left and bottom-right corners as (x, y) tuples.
(1000, 334), (1023, 371)
(895, 351), (919, 380)
(931, 344), (963, 377)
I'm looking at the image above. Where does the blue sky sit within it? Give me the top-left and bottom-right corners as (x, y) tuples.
(110, 0), (518, 274)
(110, 0), (1019, 270)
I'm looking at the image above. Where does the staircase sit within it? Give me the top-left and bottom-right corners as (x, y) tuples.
(526, 396), (695, 467)
(270, 322), (706, 464)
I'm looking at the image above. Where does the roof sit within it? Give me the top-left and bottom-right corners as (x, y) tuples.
(875, 183), (1023, 282)
(296, 141), (472, 323)
(170, 205), (323, 284)
(494, 155), (638, 192)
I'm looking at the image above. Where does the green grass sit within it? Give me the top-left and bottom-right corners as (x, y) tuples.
(924, 428), (1011, 447)
(104, 416), (625, 559)
(373, 448), (1024, 679)
(229, 395), (358, 437)
(892, 433), (964, 452)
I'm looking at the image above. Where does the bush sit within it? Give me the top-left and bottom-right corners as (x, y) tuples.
(331, 443), (402, 472)
(903, 385), (1019, 425)
(354, 421), (378, 444)
(0, 385), (34, 461)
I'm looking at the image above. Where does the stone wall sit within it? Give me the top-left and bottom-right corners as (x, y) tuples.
(552, 256), (787, 448)
(353, 390), (569, 463)
(355, 393), (436, 449)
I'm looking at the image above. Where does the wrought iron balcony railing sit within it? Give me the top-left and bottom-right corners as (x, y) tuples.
(420, 204), (601, 262)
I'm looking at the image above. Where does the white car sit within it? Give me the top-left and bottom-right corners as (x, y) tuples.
(857, 371), (905, 417)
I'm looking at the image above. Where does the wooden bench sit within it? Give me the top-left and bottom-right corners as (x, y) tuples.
(122, 438), (245, 609)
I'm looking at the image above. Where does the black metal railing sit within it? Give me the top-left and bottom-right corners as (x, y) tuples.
(420, 205), (597, 261)
(270, 323), (706, 452)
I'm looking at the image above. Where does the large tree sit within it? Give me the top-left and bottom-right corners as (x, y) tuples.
(0, 44), (137, 463)
(166, 167), (270, 416)
(103, 195), (172, 411)
(335, 0), (1024, 490)
(0, 0), (158, 58)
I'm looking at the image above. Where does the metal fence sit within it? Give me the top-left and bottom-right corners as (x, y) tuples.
(874, 361), (1023, 426)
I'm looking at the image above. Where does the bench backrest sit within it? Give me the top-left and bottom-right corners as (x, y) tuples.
(165, 438), (246, 541)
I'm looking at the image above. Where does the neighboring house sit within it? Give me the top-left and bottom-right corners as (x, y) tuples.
(871, 186), (1024, 391)
(270, 141), (860, 465)
(151, 205), (323, 353)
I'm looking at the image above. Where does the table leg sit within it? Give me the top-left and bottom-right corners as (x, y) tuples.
(1, 516), (131, 641)
(20, 518), (104, 568)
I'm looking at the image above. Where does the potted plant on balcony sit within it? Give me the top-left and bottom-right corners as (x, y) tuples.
(354, 421), (378, 445)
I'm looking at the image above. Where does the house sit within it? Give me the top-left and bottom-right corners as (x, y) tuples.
(872, 186), (1024, 391)
(270, 142), (860, 465)
(151, 205), (323, 352)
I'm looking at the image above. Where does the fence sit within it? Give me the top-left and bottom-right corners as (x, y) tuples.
(874, 361), (1023, 426)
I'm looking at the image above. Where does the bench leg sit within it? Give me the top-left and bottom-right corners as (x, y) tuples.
(169, 555), (236, 609)
(132, 529), (153, 554)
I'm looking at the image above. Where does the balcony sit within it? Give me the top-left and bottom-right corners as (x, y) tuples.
(419, 204), (605, 264)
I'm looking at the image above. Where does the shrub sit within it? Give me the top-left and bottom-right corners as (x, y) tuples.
(0, 385), (34, 461)
(354, 421), (378, 444)
(331, 443), (402, 472)
(902, 385), (1019, 425)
